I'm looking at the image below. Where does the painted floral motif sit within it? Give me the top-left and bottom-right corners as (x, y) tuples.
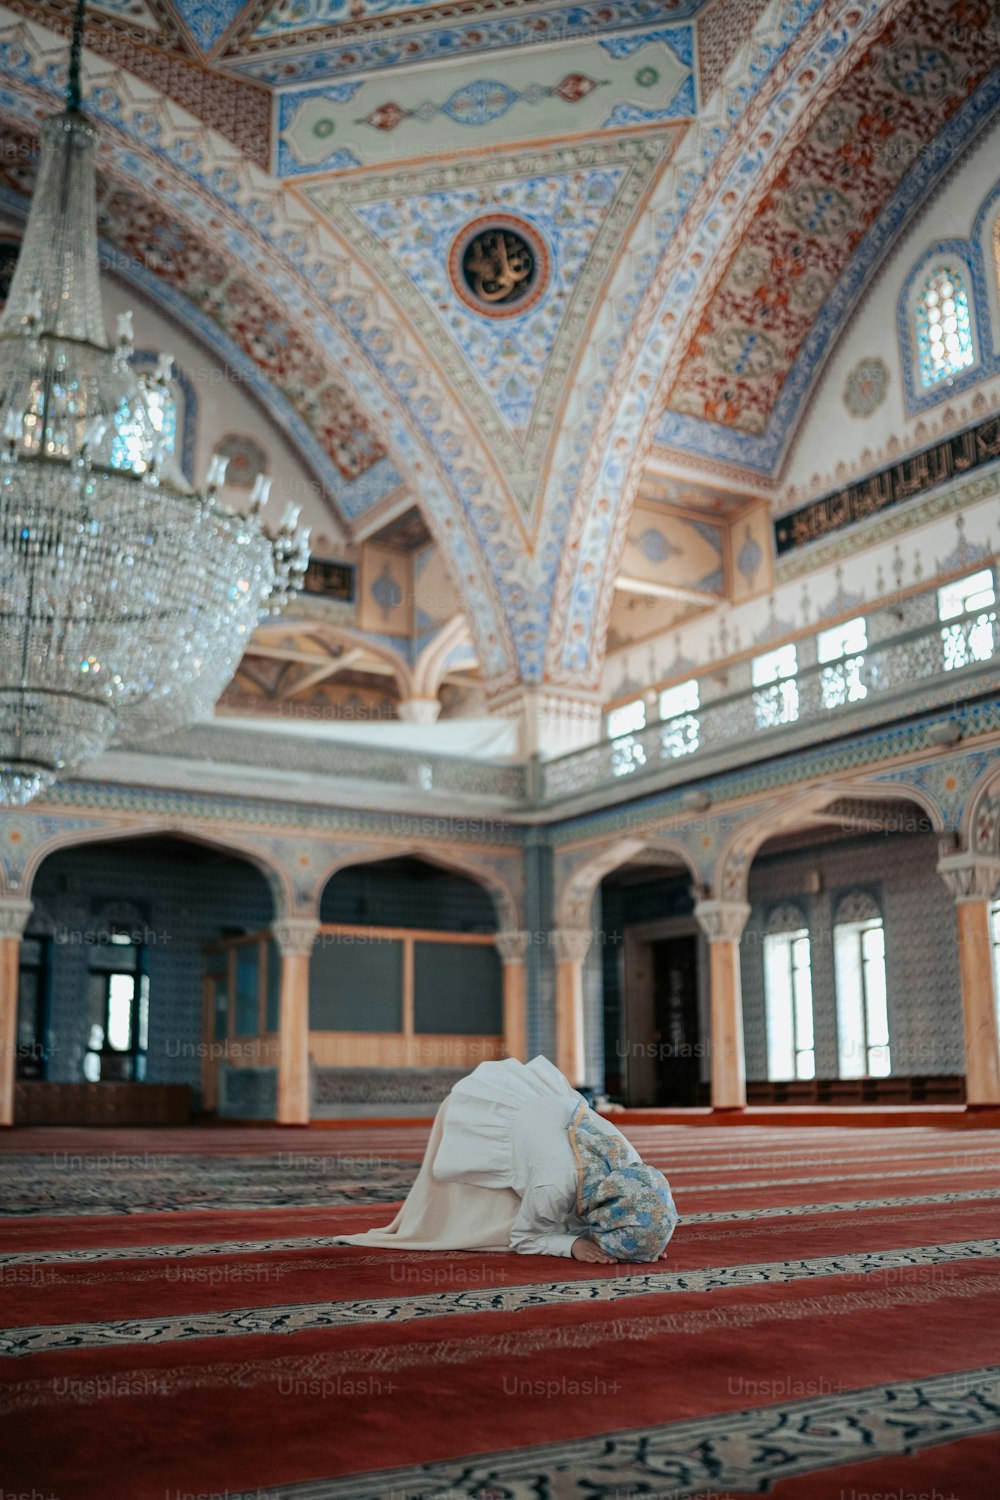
(357, 75), (604, 133)
(98, 187), (385, 485)
(843, 356), (890, 418)
(351, 166), (626, 444)
(371, 564), (403, 620)
(738, 526), (764, 585)
(663, 1), (992, 440)
(637, 527), (678, 564)
(213, 433), (268, 489)
(172, 0), (247, 51)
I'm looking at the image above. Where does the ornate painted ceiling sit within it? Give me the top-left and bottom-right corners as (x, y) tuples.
(0, 0), (997, 709)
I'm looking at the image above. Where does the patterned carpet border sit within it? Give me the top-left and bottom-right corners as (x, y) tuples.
(0, 1157), (996, 1216)
(2, 1238), (997, 1357)
(250, 1364), (1000, 1500)
(2, 1274), (998, 1417)
(2, 1187), (1000, 1265)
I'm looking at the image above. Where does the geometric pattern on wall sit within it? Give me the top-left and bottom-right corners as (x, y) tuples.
(96, 183), (387, 485)
(662, 0), (999, 440)
(0, 0), (273, 163)
(236, 0), (710, 82)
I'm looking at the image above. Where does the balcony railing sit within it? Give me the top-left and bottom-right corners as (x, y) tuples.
(93, 584), (998, 813)
(541, 594), (999, 803)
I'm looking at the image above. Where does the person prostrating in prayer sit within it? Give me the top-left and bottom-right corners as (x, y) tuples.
(335, 1055), (679, 1264)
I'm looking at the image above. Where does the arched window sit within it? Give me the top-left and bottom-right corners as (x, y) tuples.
(915, 265), (974, 387)
(992, 899), (1000, 1031)
(833, 891), (890, 1079)
(111, 356), (181, 475)
(763, 904), (815, 1081)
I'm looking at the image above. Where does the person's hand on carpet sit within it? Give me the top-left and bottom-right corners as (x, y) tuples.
(571, 1236), (616, 1264)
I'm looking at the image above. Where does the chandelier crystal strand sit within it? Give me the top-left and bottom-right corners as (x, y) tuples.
(0, 27), (309, 806)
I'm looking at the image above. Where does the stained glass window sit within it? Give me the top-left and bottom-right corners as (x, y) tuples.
(111, 368), (178, 473)
(915, 266), (974, 387)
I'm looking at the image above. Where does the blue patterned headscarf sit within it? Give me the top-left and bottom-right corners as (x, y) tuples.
(567, 1100), (679, 1263)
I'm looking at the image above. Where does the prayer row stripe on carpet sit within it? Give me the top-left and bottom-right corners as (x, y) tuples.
(1, 1157), (996, 1217)
(2, 1238), (996, 1356)
(3, 1272), (998, 1417)
(246, 1364), (1000, 1500)
(1, 1185), (999, 1264)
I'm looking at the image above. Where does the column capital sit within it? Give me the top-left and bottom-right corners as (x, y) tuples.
(272, 917), (321, 957)
(551, 926), (592, 964)
(396, 697), (442, 725)
(495, 929), (530, 965)
(936, 852), (1000, 904)
(488, 683), (603, 758)
(0, 898), (34, 940)
(694, 898), (752, 944)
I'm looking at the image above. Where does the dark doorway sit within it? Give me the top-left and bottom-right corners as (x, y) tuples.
(651, 935), (701, 1106)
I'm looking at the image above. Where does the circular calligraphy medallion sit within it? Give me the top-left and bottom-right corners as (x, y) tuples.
(449, 214), (550, 318)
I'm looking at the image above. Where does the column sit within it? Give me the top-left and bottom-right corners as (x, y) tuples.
(495, 930), (530, 1062)
(694, 898), (751, 1110)
(488, 684), (603, 758)
(0, 898), (33, 1128)
(272, 917), (320, 1126)
(937, 852), (1000, 1107)
(552, 927), (592, 1086)
(396, 697), (441, 725)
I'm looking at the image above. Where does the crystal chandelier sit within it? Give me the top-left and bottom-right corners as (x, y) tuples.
(0, 4), (309, 806)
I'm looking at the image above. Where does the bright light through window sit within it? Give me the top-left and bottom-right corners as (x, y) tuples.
(607, 699), (646, 740)
(752, 643), (799, 728)
(818, 617), (868, 709)
(752, 643), (798, 686)
(835, 917), (890, 1079)
(938, 570), (996, 672)
(106, 973), (135, 1052)
(817, 617), (867, 662)
(659, 680), (699, 718)
(764, 928), (816, 1081)
(916, 266), (974, 387)
(937, 569), (995, 620)
(111, 374), (178, 474)
(659, 679), (700, 759)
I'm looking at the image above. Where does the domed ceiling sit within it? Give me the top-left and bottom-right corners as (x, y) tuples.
(0, 0), (997, 708)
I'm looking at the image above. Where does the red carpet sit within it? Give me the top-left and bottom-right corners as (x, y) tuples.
(1, 1120), (998, 1499)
